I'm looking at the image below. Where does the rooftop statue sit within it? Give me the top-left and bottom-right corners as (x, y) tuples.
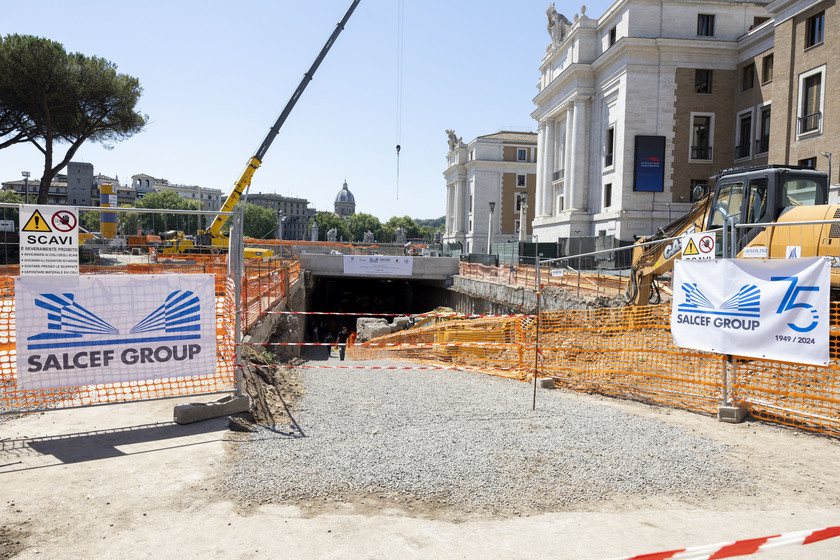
(445, 129), (462, 151)
(546, 3), (573, 51)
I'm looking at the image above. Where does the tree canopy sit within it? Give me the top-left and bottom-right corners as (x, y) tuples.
(347, 212), (381, 242)
(0, 34), (148, 203)
(240, 203), (278, 239)
(135, 191), (202, 235)
(315, 211), (349, 242)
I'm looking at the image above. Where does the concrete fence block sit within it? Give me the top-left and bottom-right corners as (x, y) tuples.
(174, 395), (251, 424)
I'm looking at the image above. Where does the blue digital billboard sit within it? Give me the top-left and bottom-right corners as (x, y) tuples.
(633, 135), (665, 192)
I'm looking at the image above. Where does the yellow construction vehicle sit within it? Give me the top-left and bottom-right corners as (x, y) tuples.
(627, 165), (836, 305)
(160, 0), (360, 259)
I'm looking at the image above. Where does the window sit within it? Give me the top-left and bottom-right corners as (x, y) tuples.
(697, 14), (715, 36)
(782, 176), (821, 206)
(747, 179), (768, 224)
(799, 69), (824, 134)
(806, 11), (825, 48)
(517, 174), (526, 187)
(609, 26), (617, 47)
(515, 192), (528, 212)
(695, 69), (713, 93)
(762, 54), (773, 83)
(515, 220), (521, 234)
(742, 63), (755, 91)
(753, 16), (770, 27)
(517, 148), (527, 161)
(690, 114), (713, 160)
(799, 157), (817, 169)
(604, 183), (612, 208)
(604, 127), (615, 167)
(736, 111), (752, 160)
(756, 105), (771, 154)
(709, 182), (744, 228)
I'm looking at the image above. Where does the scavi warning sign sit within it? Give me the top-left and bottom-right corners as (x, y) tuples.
(19, 205), (79, 276)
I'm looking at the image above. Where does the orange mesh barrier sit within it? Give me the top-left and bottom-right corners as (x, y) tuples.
(352, 301), (840, 436)
(0, 256), (295, 414)
(459, 262), (630, 299)
(248, 239), (378, 250)
(730, 299), (840, 434)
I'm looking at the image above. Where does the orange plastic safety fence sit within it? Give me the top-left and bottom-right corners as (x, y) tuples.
(458, 262), (629, 299)
(0, 257), (295, 414)
(0, 275), (235, 414)
(729, 300), (840, 435)
(352, 301), (840, 436)
(240, 258), (296, 331)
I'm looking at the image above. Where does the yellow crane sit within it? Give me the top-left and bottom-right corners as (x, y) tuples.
(161, 0), (361, 258)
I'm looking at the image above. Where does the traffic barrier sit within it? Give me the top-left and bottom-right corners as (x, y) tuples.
(0, 257), (292, 414)
(351, 301), (840, 436)
(606, 525), (840, 560)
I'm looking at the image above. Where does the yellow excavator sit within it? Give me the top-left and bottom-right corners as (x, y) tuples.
(627, 165), (837, 305)
(160, 0), (361, 258)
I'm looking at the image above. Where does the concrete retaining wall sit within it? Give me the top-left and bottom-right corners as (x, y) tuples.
(448, 276), (622, 315)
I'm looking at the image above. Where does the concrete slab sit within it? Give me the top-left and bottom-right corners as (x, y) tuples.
(173, 395), (250, 424)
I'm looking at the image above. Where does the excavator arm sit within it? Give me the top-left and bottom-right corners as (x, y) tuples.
(626, 194), (713, 305)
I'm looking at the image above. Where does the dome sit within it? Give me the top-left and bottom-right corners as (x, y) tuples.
(335, 180), (355, 204)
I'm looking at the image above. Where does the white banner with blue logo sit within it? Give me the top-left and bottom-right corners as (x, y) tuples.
(672, 257), (830, 366)
(15, 274), (218, 390)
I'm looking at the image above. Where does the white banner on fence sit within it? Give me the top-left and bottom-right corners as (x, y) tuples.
(671, 258), (830, 365)
(15, 274), (218, 390)
(343, 255), (413, 276)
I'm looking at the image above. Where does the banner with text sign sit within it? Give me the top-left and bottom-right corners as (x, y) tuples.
(343, 255), (413, 276)
(672, 257), (830, 366)
(15, 274), (218, 390)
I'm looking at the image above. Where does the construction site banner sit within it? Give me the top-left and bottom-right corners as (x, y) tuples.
(15, 274), (218, 390)
(343, 255), (413, 276)
(671, 257), (830, 366)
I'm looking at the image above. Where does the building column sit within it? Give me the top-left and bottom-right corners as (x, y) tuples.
(565, 98), (589, 212)
(455, 180), (466, 233)
(445, 184), (454, 234)
(535, 122), (546, 217)
(540, 120), (555, 218)
(565, 103), (577, 211)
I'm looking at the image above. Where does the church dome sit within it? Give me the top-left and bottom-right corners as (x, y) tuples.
(335, 180), (355, 204)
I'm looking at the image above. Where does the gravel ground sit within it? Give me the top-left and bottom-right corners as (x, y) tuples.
(223, 360), (750, 516)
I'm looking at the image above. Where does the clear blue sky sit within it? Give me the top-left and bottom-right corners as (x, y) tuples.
(0, 0), (613, 222)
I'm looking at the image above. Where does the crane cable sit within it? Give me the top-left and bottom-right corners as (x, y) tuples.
(395, 0), (404, 199)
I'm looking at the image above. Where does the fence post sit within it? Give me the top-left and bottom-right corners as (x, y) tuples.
(231, 206), (245, 396)
(533, 256), (541, 411)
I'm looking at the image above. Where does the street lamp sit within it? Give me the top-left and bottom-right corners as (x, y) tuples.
(21, 171), (30, 204)
(822, 152), (832, 187)
(277, 213), (287, 258)
(487, 201), (496, 255)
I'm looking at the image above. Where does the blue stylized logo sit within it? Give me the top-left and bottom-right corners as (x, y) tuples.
(677, 283), (760, 317)
(27, 290), (202, 350)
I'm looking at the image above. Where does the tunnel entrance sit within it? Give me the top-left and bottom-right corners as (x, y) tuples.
(305, 276), (450, 345)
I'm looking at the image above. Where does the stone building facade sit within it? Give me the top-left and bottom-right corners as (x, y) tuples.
(247, 192), (311, 240)
(443, 131), (537, 253)
(531, 0), (836, 252)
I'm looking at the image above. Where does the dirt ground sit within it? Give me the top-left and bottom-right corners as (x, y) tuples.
(2, 371), (840, 559)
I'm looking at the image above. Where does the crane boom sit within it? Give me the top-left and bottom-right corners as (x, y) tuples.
(206, 0), (361, 240)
